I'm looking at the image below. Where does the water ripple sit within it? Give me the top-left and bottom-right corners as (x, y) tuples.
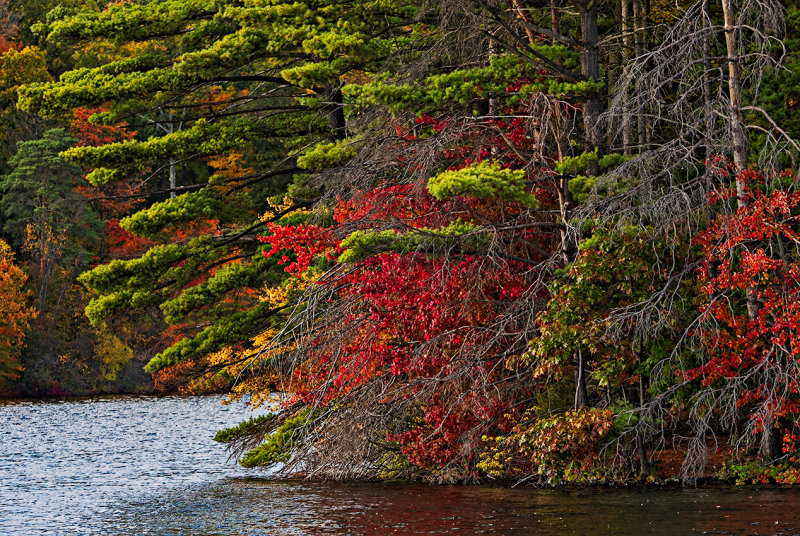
(0, 395), (265, 535)
(3, 396), (800, 536)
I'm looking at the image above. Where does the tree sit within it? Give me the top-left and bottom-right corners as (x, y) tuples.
(20, 0), (682, 481)
(0, 239), (33, 390)
(594, 0), (793, 471)
(1, 128), (100, 318)
(688, 165), (800, 464)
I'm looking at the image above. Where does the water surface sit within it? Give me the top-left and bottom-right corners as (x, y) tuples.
(2, 395), (800, 535)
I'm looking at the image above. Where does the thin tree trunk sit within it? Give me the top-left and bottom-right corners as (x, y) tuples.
(166, 114), (177, 199)
(721, 0), (747, 175)
(169, 159), (176, 199)
(575, 349), (588, 408)
(621, 0), (634, 154)
(636, 342), (651, 474)
(702, 0), (715, 161)
(551, 0), (560, 35)
(37, 198), (47, 328)
(38, 241), (47, 327)
(98, 205), (105, 262)
(557, 185), (574, 265)
(721, 0), (759, 322)
(634, 0), (648, 148)
(553, 103), (575, 265)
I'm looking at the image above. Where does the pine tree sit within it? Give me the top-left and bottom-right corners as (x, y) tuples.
(1, 128), (101, 317)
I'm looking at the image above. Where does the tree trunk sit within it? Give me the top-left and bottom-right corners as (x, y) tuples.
(37, 198), (47, 328)
(551, 0), (560, 35)
(621, 0), (634, 154)
(633, 0), (648, 148)
(721, 0), (759, 326)
(165, 114), (177, 199)
(762, 425), (782, 463)
(552, 101), (575, 265)
(326, 85), (348, 140)
(636, 343), (651, 475)
(575, 349), (589, 408)
(38, 242), (47, 327)
(169, 159), (176, 199)
(721, 0), (747, 175)
(702, 0), (715, 161)
(580, 2), (605, 171)
(99, 205), (105, 262)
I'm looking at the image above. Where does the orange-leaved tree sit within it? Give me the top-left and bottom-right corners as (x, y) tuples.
(0, 239), (34, 390)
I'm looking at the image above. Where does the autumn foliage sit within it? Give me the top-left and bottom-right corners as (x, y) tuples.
(690, 164), (800, 449)
(12, 0), (800, 486)
(0, 240), (33, 389)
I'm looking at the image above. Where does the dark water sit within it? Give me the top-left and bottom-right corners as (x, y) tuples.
(2, 396), (800, 536)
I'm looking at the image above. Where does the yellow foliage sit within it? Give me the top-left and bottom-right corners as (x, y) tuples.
(208, 151), (254, 179)
(0, 239), (12, 258)
(208, 345), (235, 367)
(93, 323), (134, 381)
(76, 38), (169, 68)
(23, 222), (65, 266)
(0, 46), (52, 100)
(229, 375), (282, 408)
(261, 195), (309, 221)
(224, 327), (298, 408)
(259, 285), (289, 307)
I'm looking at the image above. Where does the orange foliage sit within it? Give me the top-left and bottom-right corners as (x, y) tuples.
(208, 151), (253, 179)
(0, 240), (34, 388)
(71, 107), (148, 259)
(70, 106), (135, 148)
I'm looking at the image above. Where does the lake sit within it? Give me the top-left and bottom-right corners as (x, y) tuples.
(1, 395), (799, 535)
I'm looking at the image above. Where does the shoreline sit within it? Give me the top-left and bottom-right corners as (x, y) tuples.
(245, 471), (799, 489)
(4, 393), (793, 488)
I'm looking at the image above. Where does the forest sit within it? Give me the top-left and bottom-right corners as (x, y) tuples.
(1, 0), (800, 485)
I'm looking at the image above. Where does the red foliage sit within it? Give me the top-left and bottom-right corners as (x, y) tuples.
(104, 219), (153, 259)
(334, 184), (443, 228)
(71, 107), (135, 148)
(71, 107), (147, 260)
(0, 36), (18, 55)
(689, 165), (800, 432)
(258, 223), (338, 276)
(259, 101), (562, 471)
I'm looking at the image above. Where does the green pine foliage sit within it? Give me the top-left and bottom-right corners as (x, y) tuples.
(427, 162), (538, 205)
(339, 221), (480, 263)
(1, 128), (101, 261)
(214, 413), (275, 443)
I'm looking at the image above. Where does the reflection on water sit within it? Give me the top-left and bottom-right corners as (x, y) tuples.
(2, 395), (800, 535)
(125, 481), (800, 536)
